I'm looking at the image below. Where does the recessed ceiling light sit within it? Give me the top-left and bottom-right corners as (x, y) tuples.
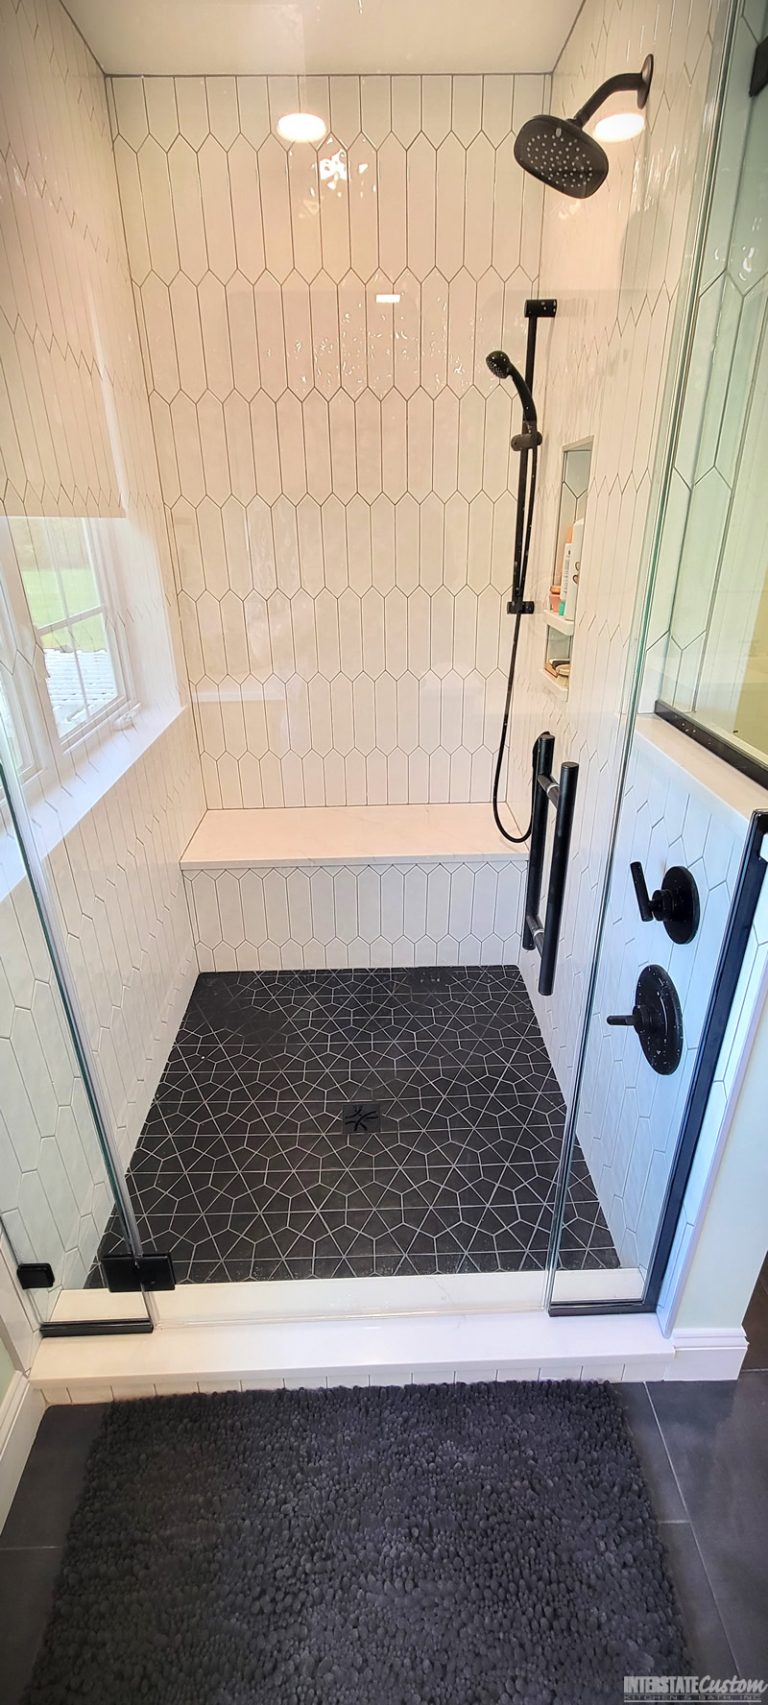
(276, 112), (328, 145)
(593, 110), (645, 142)
(375, 293), (401, 304)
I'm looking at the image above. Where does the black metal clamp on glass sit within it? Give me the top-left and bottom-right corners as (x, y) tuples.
(522, 732), (579, 995)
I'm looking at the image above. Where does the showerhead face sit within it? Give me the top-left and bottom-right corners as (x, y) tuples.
(514, 114), (609, 199)
(486, 350), (515, 380)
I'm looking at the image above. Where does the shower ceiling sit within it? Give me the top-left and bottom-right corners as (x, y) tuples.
(63, 0), (583, 75)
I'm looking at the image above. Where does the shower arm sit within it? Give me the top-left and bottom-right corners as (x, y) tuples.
(572, 59), (653, 129)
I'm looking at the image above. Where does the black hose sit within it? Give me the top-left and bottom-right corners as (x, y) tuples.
(491, 444), (539, 844)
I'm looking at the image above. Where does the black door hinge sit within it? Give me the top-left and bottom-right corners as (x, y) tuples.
(750, 36), (768, 96)
(102, 1253), (176, 1292)
(17, 1262), (55, 1290)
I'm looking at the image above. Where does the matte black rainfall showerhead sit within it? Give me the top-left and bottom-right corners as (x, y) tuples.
(514, 54), (653, 198)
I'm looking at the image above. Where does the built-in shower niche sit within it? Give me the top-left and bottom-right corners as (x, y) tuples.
(542, 440), (592, 696)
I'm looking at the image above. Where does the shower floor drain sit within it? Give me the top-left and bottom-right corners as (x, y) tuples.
(342, 1102), (381, 1135)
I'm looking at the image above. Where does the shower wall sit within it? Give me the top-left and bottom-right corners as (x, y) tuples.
(111, 71), (548, 808)
(0, 0), (204, 1285)
(507, 0), (722, 1092)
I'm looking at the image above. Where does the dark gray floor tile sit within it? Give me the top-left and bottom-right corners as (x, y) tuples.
(650, 1374), (768, 1676)
(658, 1522), (738, 1676)
(689, 1506), (768, 1675)
(0, 1403), (105, 1550)
(648, 1375), (768, 1525)
(615, 1383), (687, 1522)
(0, 1543), (63, 1705)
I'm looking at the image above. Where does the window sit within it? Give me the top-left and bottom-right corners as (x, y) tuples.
(0, 675), (23, 771)
(0, 579), (38, 784)
(0, 514), (136, 803)
(12, 519), (127, 747)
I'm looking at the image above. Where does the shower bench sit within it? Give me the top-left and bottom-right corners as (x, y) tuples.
(180, 804), (527, 971)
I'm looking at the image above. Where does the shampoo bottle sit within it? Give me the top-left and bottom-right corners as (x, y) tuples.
(563, 518), (584, 622)
(559, 525), (574, 618)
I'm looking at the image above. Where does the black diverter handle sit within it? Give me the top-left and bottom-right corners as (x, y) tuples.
(630, 861), (700, 945)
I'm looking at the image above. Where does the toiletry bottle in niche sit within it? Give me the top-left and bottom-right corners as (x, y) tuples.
(559, 525), (573, 617)
(562, 517), (584, 622)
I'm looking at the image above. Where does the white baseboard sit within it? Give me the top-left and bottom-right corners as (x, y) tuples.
(0, 1372), (45, 1532)
(669, 1326), (747, 1380)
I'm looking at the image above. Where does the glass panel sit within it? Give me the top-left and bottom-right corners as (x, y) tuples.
(41, 626), (90, 736)
(20, 564), (67, 629)
(0, 764), (145, 1326)
(68, 613), (119, 716)
(0, 678), (23, 772)
(0, 0), (739, 1332)
(658, 44), (768, 775)
(550, 7), (767, 1307)
(18, 518), (100, 625)
(55, 522), (100, 618)
(11, 517), (122, 744)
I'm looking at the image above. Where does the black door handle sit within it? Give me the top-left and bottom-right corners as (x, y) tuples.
(521, 736), (579, 996)
(630, 861), (659, 922)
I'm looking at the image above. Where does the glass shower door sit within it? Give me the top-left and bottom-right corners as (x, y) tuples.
(546, 0), (768, 1312)
(0, 754), (149, 1330)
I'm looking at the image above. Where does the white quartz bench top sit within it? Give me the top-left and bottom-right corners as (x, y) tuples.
(181, 804), (525, 870)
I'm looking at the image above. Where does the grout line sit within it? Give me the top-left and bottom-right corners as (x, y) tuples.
(655, 1519), (740, 1676)
(686, 1524), (741, 1680)
(644, 1381), (692, 1519)
(645, 1385), (742, 1679)
(0, 1544), (64, 1554)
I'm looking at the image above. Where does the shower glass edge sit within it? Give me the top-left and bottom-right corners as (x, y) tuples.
(0, 715), (152, 1333)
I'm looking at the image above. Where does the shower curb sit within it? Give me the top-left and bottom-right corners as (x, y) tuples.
(28, 1310), (746, 1404)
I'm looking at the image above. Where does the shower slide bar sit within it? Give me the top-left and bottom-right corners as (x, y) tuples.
(507, 297), (557, 618)
(522, 732), (579, 996)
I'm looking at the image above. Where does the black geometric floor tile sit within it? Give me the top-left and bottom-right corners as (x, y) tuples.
(93, 967), (618, 1286)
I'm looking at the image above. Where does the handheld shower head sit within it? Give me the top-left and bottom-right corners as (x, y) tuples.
(486, 350), (516, 381)
(485, 351), (538, 430)
(514, 54), (653, 198)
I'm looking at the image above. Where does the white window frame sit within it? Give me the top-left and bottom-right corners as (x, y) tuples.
(0, 576), (39, 787)
(0, 516), (138, 799)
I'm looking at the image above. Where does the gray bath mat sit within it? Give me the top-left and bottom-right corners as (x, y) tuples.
(25, 1381), (688, 1704)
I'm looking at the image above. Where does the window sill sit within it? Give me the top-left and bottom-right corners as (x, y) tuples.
(0, 699), (188, 906)
(639, 712), (768, 829)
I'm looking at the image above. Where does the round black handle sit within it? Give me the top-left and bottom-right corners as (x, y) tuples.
(606, 966), (683, 1075)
